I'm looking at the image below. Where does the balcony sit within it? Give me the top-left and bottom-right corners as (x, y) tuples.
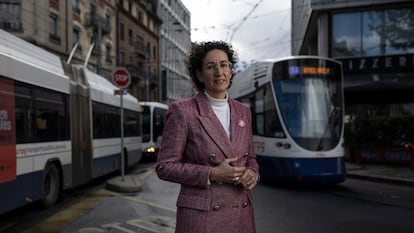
(1, 20), (21, 31)
(84, 13), (111, 35)
(135, 41), (147, 57)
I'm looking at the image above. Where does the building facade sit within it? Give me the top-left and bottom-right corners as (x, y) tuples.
(0, 0), (118, 77)
(0, 0), (171, 102)
(117, 0), (161, 101)
(292, 0), (414, 164)
(157, 0), (193, 103)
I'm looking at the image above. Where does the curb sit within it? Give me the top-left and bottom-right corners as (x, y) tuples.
(346, 173), (414, 187)
(106, 175), (143, 193)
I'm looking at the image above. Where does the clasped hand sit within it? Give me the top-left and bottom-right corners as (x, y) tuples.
(209, 157), (257, 190)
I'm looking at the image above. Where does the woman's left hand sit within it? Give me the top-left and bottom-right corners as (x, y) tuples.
(234, 168), (258, 190)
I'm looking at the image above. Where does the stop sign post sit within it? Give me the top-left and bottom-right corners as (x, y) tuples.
(112, 67), (130, 181)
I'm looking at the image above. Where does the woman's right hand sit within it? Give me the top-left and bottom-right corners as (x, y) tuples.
(209, 157), (246, 184)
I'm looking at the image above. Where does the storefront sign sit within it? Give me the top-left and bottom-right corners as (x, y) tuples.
(338, 54), (414, 74)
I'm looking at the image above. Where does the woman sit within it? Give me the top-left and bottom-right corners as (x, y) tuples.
(156, 41), (259, 233)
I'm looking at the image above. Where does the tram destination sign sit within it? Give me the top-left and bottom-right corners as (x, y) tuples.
(338, 54), (414, 74)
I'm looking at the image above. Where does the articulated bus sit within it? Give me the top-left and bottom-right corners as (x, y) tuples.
(0, 29), (142, 215)
(140, 102), (168, 160)
(228, 56), (346, 184)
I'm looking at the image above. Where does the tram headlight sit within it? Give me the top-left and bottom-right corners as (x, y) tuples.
(146, 146), (156, 153)
(276, 142), (291, 149)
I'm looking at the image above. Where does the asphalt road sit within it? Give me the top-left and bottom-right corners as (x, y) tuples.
(2, 161), (414, 233)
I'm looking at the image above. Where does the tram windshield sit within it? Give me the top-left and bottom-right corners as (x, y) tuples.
(273, 60), (343, 151)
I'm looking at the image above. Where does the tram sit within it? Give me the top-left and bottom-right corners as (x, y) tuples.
(140, 102), (168, 160)
(0, 29), (142, 214)
(228, 56), (346, 184)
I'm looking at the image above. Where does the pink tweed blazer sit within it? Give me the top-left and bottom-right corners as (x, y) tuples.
(156, 92), (259, 233)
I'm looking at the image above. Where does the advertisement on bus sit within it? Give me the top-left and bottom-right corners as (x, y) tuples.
(0, 77), (16, 183)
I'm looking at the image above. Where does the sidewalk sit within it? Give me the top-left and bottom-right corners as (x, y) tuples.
(346, 162), (414, 187)
(105, 162), (414, 193)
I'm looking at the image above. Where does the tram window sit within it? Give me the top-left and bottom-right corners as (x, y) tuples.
(263, 84), (284, 138)
(253, 84), (284, 138)
(254, 88), (265, 135)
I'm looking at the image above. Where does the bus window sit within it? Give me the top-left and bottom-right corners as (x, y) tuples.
(153, 107), (166, 143)
(124, 110), (140, 137)
(93, 103), (105, 138)
(34, 88), (69, 142)
(15, 83), (34, 143)
(142, 106), (151, 142)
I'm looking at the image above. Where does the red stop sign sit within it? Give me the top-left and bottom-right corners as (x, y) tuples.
(112, 67), (131, 89)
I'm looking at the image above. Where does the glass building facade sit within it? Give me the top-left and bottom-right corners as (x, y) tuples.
(332, 8), (414, 57)
(292, 0), (414, 164)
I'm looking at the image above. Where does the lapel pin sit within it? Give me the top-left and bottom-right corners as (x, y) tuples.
(238, 119), (245, 127)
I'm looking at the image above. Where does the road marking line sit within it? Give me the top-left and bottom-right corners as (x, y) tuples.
(122, 196), (177, 213)
(0, 222), (17, 232)
(22, 189), (113, 233)
(105, 189), (176, 213)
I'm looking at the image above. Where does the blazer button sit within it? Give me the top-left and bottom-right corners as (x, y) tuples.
(243, 202), (249, 208)
(243, 152), (249, 157)
(208, 154), (216, 161)
(213, 205), (220, 211)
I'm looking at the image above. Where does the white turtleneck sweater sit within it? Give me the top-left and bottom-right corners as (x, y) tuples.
(205, 92), (231, 139)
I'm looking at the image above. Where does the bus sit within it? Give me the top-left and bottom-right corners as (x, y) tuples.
(228, 56), (346, 184)
(0, 29), (142, 215)
(140, 102), (168, 160)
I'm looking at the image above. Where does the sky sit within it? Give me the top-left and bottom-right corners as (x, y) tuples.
(180, 0), (291, 65)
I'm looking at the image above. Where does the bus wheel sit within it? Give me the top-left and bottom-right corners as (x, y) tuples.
(41, 163), (61, 208)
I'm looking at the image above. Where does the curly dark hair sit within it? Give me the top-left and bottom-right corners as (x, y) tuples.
(187, 41), (237, 91)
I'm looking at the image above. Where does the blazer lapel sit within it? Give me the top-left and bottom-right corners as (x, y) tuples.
(195, 93), (235, 158)
(228, 98), (245, 144)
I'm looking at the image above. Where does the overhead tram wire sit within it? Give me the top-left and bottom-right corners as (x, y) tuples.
(228, 0), (263, 42)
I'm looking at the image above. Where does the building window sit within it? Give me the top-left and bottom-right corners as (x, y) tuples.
(138, 11), (142, 24)
(49, 13), (60, 43)
(73, 27), (80, 49)
(128, 28), (133, 44)
(72, 0), (80, 14)
(105, 11), (111, 30)
(0, 0), (22, 30)
(128, 0), (132, 12)
(119, 51), (125, 66)
(106, 43), (112, 63)
(332, 8), (414, 58)
(120, 22), (124, 41)
(137, 34), (145, 55)
(50, 13), (58, 35)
